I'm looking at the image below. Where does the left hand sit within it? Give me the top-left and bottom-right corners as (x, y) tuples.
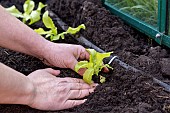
(27, 68), (96, 110)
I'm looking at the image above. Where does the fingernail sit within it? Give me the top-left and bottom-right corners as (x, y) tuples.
(103, 68), (109, 73)
(90, 83), (99, 88)
(83, 99), (87, 103)
(95, 83), (99, 86)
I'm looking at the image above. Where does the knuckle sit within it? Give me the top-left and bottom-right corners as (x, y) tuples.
(58, 87), (65, 93)
(77, 90), (82, 98)
(71, 101), (77, 107)
(72, 78), (81, 83)
(75, 45), (83, 49)
(57, 82), (70, 92)
(77, 83), (83, 89)
(75, 45), (85, 53)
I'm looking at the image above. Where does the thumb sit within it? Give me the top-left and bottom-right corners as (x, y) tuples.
(77, 68), (86, 76)
(64, 99), (87, 109)
(72, 60), (86, 76)
(44, 68), (60, 76)
(71, 59), (78, 71)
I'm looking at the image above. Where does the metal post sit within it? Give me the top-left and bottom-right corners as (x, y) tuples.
(158, 0), (167, 33)
(167, 0), (170, 35)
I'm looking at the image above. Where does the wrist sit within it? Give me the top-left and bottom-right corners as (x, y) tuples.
(12, 76), (36, 105)
(20, 77), (35, 105)
(38, 41), (57, 64)
(0, 75), (35, 105)
(0, 63), (35, 105)
(26, 34), (51, 60)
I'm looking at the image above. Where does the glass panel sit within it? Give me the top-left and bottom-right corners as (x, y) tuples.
(105, 0), (158, 27)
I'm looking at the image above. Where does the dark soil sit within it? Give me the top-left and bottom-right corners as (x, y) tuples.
(0, 0), (170, 113)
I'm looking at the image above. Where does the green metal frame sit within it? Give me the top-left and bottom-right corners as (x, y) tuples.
(102, 0), (170, 48)
(158, 0), (166, 33)
(168, 0), (170, 34)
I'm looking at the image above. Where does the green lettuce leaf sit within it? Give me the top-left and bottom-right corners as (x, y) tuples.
(83, 68), (94, 84)
(22, 0), (35, 23)
(100, 75), (106, 83)
(6, 6), (23, 18)
(36, 11), (86, 41)
(6, 0), (46, 25)
(66, 24), (86, 34)
(52, 32), (67, 41)
(42, 11), (56, 29)
(29, 2), (47, 25)
(35, 11), (57, 40)
(75, 49), (113, 84)
(75, 61), (93, 72)
(23, 0), (35, 14)
(34, 28), (51, 35)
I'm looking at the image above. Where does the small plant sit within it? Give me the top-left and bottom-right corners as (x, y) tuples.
(6, 0), (46, 25)
(35, 11), (86, 41)
(75, 49), (113, 84)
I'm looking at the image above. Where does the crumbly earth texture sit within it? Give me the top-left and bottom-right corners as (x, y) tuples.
(0, 0), (170, 113)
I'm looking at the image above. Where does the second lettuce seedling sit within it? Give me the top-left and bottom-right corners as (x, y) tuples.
(75, 49), (113, 84)
(35, 11), (86, 41)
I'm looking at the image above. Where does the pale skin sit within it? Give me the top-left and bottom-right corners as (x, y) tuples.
(0, 5), (101, 111)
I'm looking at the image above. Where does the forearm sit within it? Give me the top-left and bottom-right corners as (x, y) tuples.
(0, 63), (34, 105)
(0, 5), (50, 59)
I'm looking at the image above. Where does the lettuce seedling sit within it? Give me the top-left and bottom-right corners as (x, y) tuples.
(35, 11), (86, 41)
(6, 0), (46, 25)
(100, 75), (106, 83)
(75, 49), (113, 84)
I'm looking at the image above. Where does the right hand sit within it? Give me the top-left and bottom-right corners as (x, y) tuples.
(41, 43), (109, 76)
(27, 68), (97, 111)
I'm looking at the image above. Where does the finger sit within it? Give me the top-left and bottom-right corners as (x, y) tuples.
(68, 83), (92, 90)
(71, 46), (90, 71)
(64, 99), (87, 109)
(72, 61), (86, 76)
(76, 66), (109, 76)
(69, 82), (98, 90)
(77, 68), (86, 76)
(71, 59), (78, 71)
(69, 88), (94, 99)
(44, 68), (60, 76)
(79, 50), (90, 60)
(102, 67), (109, 73)
(73, 45), (89, 60)
(61, 77), (86, 83)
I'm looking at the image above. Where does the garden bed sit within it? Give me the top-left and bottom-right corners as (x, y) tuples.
(0, 0), (170, 112)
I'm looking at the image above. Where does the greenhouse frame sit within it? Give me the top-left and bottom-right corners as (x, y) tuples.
(102, 0), (170, 48)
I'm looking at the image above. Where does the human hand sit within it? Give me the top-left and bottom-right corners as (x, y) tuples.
(42, 43), (89, 75)
(27, 68), (96, 111)
(42, 42), (109, 75)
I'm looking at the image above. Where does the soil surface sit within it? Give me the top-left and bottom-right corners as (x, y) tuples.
(0, 0), (170, 113)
